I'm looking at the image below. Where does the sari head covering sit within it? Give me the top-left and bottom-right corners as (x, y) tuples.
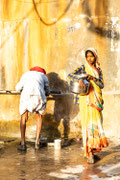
(30, 66), (46, 75)
(85, 48), (98, 59)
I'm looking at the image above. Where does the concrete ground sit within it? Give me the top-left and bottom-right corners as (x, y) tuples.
(0, 137), (120, 180)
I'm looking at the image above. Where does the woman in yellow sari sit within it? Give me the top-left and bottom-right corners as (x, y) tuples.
(68, 48), (108, 163)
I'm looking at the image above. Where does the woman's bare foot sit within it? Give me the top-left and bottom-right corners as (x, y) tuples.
(35, 143), (40, 150)
(87, 152), (94, 164)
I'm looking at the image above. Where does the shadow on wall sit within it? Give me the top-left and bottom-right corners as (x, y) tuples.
(48, 72), (69, 93)
(82, 0), (120, 40)
(42, 72), (79, 140)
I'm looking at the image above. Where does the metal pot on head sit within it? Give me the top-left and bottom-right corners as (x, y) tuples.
(69, 74), (90, 95)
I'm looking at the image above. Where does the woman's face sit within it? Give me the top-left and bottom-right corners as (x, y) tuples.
(86, 51), (96, 65)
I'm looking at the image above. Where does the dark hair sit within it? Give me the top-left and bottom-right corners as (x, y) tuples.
(85, 50), (96, 58)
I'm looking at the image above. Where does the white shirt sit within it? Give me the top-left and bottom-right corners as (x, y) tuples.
(16, 71), (50, 115)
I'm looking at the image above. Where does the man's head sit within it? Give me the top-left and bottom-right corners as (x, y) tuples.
(30, 66), (46, 74)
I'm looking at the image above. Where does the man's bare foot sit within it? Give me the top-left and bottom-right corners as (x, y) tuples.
(18, 142), (27, 151)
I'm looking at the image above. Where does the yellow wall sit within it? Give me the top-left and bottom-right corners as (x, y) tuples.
(0, 0), (120, 139)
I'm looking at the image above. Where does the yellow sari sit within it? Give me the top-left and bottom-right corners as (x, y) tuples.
(79, 63), (108, 157)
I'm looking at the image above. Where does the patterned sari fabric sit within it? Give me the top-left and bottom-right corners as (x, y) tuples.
(79, 63), (108, 157)
(68, 62), (108, 157)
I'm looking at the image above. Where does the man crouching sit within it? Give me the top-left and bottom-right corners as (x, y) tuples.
(16, 66), (50, 151)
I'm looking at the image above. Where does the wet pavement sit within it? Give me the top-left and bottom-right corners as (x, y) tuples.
(0, 138), (120, 180)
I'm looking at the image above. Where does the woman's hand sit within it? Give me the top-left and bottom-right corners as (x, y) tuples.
(79, 79), (86, 90)
(86, 74), (95, 81)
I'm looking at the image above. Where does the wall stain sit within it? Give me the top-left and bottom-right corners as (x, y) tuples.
(0, 65), (6, 89)
(82, 0), (120, 40)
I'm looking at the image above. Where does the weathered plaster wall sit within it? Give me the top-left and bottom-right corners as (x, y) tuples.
(0, 0), (120, 139)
